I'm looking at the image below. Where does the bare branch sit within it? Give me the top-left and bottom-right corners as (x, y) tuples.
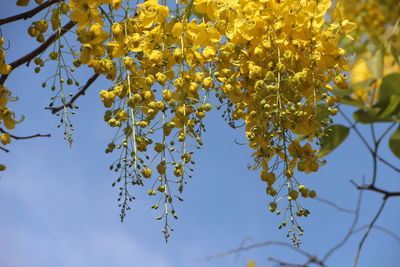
(350, 180), (400, 198)
(0, 20), (76, 85)
(323, 186), (364, 261)
(352, 197), (388, 267)
(45, 73), (99, 114)
(378, 156), (400, 173)
(269, 255), (327, 267)
(268, 257), (306, 267)
(195, 241), (313, 262)
(339, 110), (373, 153)
(0, 0), (60, 26)
(340, 110), (400, 174)
(234, 236), (256, 262)
(353, 225), (400, 245)
(314, 197), (356, 214)
(0, 146), (10, 153)
(0, 127), (51, 140)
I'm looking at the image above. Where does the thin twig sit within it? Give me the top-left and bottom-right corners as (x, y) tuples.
(378, 156), (400, 173)
(45, 73), (100, 113)
(314, 197), (356, 214)
(323, 184), (364, 261)
(340, 110), (400, 173)
(0, 127), (50, 140)
(376, 122), (396, 145)
(268, 257), (307, 267)
(234, 236), (256, 262)
(353, 225), (400, 245)
(340, 110), (373, 153)
(195, 241), (313, 262)
(0, 0), (60, 25)
(352, 197), (388, 267)
(0, 20), (76, 85)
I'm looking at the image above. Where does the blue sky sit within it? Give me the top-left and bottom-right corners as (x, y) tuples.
(0, 2), (399, 267)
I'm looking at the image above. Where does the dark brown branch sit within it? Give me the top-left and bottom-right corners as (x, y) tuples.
(352, 197), (388, 267)
(0, 0), (60, 26)
(0, 127), (50, 140)
(45, 73), (100, 114)
(0, 146), (10, 153)
(350, 180), (400, 198)
(0, 20), (76, 85)
(269, 256), (326, 267)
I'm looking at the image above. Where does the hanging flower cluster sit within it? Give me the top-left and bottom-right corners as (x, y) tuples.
(72, 0), (353, 243)
(5, 0), (354, 242)
(0, 37), (18, 150)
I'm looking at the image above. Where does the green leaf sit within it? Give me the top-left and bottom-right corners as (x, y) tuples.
(295, 134), (308, 142)
(353, 109), (394, 123)
(391, 43), (400, 66)
(389, 125), (400, 158)
(340, 95), (367, 109)
(319, 124), (350, 158)
(381, 19), (400, 40)
(375, 95), (400, 118)
(368, 46), (384, 79)
(317, 103), (330, 121)
(379, 73), (400, 101)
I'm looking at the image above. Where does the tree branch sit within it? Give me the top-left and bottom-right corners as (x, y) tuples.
(340, 110), (373, 153)
(0, 0), (60, 26)
(350, 180), (400, 198)
(314, 197), (356, 214)
(0, 20), (76, 85)
(352, 197), (388, 267)
(378, 156), (400, 173)
(340, 110), (400, 174)
(268, 257), (308, 267)
(0, 127), (51, 140)
(323, 185), (363, 261)
(45, 73), (100, 114)
(195, 241), (314, 262)
(0, 146), (10, 153)
(353, 225), (400, 245)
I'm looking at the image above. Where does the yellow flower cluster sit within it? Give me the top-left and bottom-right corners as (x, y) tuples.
(0, 84), (18, 133)
(0, 37), (17, 133)
(340, 0), (400, 46)
(0, 38), (11, 75)
(31, 0), (352, 240)
(339, 0), (400, 107)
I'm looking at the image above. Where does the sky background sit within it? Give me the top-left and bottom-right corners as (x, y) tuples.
(1, 2), (399, 267)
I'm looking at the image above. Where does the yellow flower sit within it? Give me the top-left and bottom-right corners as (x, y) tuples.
(142, 168), (153, 178)
(138, 0), (169, 28)
(0, 133), (11, 145)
